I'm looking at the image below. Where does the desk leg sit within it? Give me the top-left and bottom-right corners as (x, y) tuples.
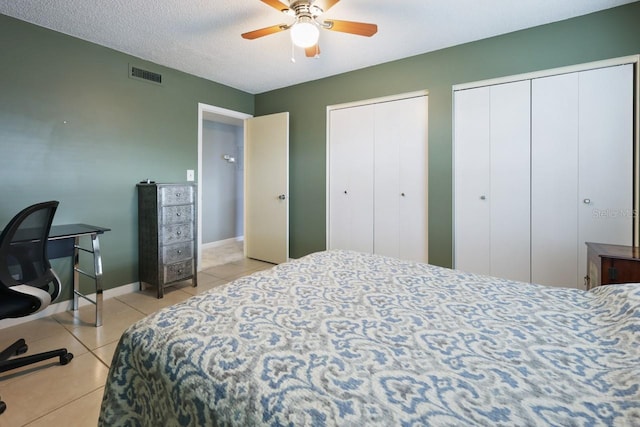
(73, 236), (80, 312)
(92, 234), (104, 327)
(71, 233), (104, 327)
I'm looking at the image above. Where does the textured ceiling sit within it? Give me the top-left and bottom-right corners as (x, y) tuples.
(0, 0), (636, 94)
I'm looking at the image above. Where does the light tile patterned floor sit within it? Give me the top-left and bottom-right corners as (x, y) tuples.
(0, 257), (273, 426)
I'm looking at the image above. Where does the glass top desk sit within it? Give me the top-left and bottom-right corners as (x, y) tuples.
(48, 224), (110, 327)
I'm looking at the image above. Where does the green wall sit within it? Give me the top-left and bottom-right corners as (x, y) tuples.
(0, 14), (253, 295)
(255, 2), (640, 267)
(1, 3), (639, 296)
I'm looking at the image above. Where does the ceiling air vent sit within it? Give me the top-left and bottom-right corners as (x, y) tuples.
(129, 64), (162, 85)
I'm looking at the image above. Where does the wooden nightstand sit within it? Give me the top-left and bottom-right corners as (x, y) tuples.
(585, 242), (640, 290)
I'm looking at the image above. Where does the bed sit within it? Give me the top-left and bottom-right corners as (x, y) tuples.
(99, 250), (640, 426)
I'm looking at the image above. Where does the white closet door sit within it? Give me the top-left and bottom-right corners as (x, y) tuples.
(455, 82), (530, 281)
(489, 81), (531, 282)
(328, 105), (375, 253)
(398, 97), (428, 262)
(578, 64), (633, 281)
(374, 96), (428, 262)
(454, 87), (491, 275)
(531, 73), (580, 287)
(532, 64), (632, 288)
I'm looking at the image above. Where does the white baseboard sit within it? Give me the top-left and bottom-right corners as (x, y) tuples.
(0, 281), (141, 330)
(202, 236), (244, 250)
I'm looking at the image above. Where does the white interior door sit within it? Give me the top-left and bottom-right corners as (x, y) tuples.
(489, 81), (531, 282)
(398, 97), (428, 262)
(454, 82), (530, 281)
(531, 72), (580, 287)
(577, 64), (634, 280)
(454, 86), (491, 275)
(374, 101), (402, 258)
(245, 112), (289, 264)
(455, 61), (635, 288)
(328, 105), (375, 253)
(375, 96), (428, 262)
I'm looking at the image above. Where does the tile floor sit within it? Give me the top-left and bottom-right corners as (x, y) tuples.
(0, 255), (273, 426)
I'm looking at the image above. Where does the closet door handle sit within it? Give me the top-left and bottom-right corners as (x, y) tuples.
(480, 195), (487, 200)
(278, 194), (286, 200)
(401, 193), (406, 197)
(344, 190), (348, 194)
(583, 198), (591, 204)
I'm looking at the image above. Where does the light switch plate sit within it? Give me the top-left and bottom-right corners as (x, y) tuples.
(187, 169), (195, 181)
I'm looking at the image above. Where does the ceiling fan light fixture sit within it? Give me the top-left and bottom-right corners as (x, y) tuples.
(290, 19), (319, 48)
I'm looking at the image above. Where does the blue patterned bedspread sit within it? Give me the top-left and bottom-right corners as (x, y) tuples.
(99, 250), (640, 426)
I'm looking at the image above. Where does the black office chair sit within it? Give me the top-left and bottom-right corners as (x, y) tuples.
(0, 201), (73, 414)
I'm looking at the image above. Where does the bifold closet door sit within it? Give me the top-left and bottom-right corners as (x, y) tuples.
(489, 82), (531, 282)
(531, 64), (633, 288)
(454, 87), (491, 275)
(577, 65), (633, 283)
(328, 105), (375, 253)
(374, 96), (428, 262)
(531, 73), (580, 287)
(454, 81), (531, 282)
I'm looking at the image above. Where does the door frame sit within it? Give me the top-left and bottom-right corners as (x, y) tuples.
(197, 103), (252, 270)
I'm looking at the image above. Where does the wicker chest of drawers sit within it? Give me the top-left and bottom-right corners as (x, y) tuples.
(137, 182), (198, 298)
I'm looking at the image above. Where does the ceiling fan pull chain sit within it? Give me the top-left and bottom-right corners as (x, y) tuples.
(290, 38), (296, 63)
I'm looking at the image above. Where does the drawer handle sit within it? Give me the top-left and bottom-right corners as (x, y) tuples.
(176, 231), (182, 236)
(176, 193), (181, 197)
(176, 212), (182, 217)
(177, 250), (182, 254)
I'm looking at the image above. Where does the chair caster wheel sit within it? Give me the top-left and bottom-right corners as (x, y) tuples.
(0, 400), (6, 414)
(16, 344), (28, 356)
(60, 353), (74, 365)
(13, 339), (28, 356)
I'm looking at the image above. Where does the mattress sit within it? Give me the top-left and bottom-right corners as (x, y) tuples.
(99, 250), (640, 426)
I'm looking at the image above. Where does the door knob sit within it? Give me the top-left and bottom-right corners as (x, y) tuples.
(278, 194), (286, 200)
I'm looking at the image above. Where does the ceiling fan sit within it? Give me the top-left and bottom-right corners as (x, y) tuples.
(241, 0), (378, 58)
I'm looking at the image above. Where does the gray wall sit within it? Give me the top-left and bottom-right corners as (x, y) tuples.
(0, 13), (253, 296)
(202, 120), (244, 244)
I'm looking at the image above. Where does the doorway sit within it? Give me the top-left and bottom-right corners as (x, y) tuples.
(197, 103), (251, 270)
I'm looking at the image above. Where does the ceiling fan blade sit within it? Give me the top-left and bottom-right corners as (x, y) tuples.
(314, 0), (340, 12)
(324, 20), (378, 37)
(241, 24), (286, 40)
(260, 0), (289, 13)
(305, 44), (321, 57)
